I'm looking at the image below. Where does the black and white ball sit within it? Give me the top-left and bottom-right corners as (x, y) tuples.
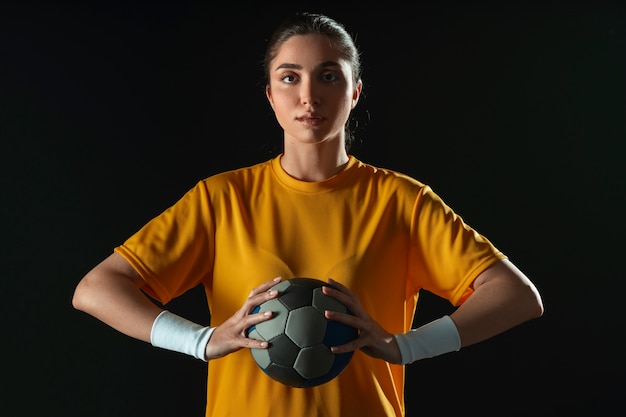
(246, 277), (359, 388)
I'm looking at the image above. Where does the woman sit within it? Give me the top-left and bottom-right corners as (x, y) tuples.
(73, 12), (543, 417)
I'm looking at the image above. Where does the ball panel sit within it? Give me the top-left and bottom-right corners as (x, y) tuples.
(249, 336), (272, 369)
(285, 306), (326, 348)
(267, 334), (300, 367)
(264, 363), (306, 388)
(294, 345), (334, 379)
(271, 280), (294, 293)
(300, 352), (352, 388)
(279, 278), (319, 310)
(252, 299), (289, 340)
(312, 287), (348, 314)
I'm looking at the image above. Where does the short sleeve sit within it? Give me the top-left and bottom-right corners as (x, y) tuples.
(408, 186), (507, 306)
(115, 181), (215, 304)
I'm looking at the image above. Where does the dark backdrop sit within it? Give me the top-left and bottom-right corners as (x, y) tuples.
(2, 1), (624, 416)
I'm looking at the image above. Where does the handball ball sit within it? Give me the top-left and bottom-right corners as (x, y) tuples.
(245, 277), (358, 388)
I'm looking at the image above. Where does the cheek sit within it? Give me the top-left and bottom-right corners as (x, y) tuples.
(269, 89), (293, 109)
(271, 96), (291, 119)
(337, 94), (355, 116)
(269, 95), (295, 128)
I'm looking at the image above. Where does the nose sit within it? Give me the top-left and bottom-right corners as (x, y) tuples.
(300, 78), (320, 106)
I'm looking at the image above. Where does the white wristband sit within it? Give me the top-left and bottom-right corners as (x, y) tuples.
(393, 315), (461, 365)
(150, 310), (215, 361)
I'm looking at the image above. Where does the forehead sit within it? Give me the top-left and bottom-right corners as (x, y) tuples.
(271, 33), (349, 71)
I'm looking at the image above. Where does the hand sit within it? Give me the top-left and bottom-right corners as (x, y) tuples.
(205, 277), (281, 360)
(322, 278), (403, 364)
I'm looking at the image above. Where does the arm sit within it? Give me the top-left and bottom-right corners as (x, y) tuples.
(324, 259), (543, 364)
(450, 258), (544, 347)
(72, 252), (162, 342)
(72, 252), (281, 360)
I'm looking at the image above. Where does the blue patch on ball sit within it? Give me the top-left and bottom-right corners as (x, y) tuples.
(245, 277), (358, 388)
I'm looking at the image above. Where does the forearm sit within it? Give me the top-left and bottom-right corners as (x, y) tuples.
(450, 259), (544, 347)
(393, 260), (542, 364)
(73, 255), (283, 362)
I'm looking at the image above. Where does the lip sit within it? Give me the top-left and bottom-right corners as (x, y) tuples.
(296, 114), (324, 126)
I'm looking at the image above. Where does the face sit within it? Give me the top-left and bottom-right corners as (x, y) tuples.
(265, 34), (362, 147)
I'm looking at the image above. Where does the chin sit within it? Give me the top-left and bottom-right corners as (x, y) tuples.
(293, 129), (342, 145)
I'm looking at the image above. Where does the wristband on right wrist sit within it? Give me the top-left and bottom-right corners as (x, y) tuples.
(150, 310), (215, 362)
(393, 315), (461, 365)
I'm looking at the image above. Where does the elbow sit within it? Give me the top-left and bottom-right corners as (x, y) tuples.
(72, 274), (95, 313)
(72, 281), (87, 312)
(532, 291), (545, 319)
(525, 282), (545, 320)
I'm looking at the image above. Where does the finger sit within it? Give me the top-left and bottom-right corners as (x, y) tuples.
(245, 286), (280, 313)
(324, 310), (363, 353)
(321, 284), (350, 303)
(242, 337), (269, 349)
(248, 276), (282, 297)
(241, 310), (275, 348)
(325, 310), (363, 327)
(245, 309), (274, 329)
(241, 311), (273, 349)
(330, 337), (366, 354)
(328, 278), (356, 297)
(322, 285), (365, 316)
(326, 278), (352, 294)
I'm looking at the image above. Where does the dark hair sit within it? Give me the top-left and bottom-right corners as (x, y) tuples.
(264, 12), (364, 152)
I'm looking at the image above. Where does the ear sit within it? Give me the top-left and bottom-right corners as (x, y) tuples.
(265, 84), (275, 110)
(351, 79), (363, 109)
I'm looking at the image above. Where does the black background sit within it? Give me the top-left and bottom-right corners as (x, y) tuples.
(2, 1), (625, 416)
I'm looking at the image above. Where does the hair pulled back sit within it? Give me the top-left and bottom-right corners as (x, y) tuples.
(264, 12), (362, 86)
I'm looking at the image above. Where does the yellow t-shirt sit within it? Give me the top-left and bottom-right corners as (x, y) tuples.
(115, 155), (506, 417)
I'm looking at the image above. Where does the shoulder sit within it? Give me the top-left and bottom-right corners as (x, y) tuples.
(166, 160), (274, 209)
(198, 159), (274, 192)
(350, 157), (428, 194)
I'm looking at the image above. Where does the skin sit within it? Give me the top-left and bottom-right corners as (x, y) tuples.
(72, 252), (281, 358)
(324, 259), (544, 364)
(72, 33), (544, 364)
(265, 33), (362, 182)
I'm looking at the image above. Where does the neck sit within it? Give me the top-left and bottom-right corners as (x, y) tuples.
(280, 141), (349, 182)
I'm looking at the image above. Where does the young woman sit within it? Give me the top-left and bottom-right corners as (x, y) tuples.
(73, 12), (543, 417)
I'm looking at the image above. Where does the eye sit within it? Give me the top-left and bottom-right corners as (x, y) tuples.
(280, 73), (298, 84)
(321, 72), (339, 82)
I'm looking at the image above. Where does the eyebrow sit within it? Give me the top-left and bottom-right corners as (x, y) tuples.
(274, 60), (341, 71)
